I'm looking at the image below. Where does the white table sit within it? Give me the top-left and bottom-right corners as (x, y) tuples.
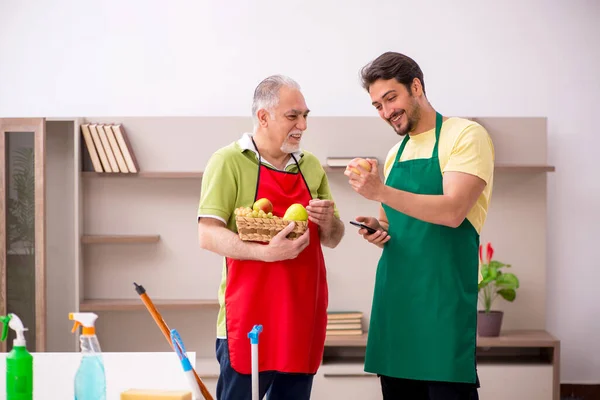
(0, 352), (196, 399)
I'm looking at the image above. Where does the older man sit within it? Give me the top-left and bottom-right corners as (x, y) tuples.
(197, 75), (345, 400)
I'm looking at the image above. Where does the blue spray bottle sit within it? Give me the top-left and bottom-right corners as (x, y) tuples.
(69, 312), (106, 400)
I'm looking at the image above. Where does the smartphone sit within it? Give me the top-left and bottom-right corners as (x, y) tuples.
(349, 220), (377, 234)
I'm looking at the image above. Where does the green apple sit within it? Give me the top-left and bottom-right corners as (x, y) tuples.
(283, 203), (308, 221)
(253, 198), (273, 214)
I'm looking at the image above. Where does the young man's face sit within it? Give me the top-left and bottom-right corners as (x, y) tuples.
(369, 78), (421, 136)
(267, 86), (310, 154)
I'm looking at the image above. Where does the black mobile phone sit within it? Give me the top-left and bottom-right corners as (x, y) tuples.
(349, 220), (377, 234)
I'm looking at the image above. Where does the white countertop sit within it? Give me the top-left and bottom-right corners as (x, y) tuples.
(0, 352), (196, 400)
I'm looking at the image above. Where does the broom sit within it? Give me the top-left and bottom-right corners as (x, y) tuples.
(133, 282), (214, 400)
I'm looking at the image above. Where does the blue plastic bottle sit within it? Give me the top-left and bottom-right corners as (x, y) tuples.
(69, 312), (106, 400)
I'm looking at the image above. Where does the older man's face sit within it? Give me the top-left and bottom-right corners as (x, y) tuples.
(268, 86), (310, 154)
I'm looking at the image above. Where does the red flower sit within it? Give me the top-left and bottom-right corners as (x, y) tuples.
(486, 242), (494, 264)
(479, 242), (495, 264)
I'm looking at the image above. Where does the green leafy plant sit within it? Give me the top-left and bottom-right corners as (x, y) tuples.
(7, 147), (35, 256)
(478, 242), (520, 313)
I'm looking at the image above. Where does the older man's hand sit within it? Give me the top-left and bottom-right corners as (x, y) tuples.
(306, 199), (335, 229)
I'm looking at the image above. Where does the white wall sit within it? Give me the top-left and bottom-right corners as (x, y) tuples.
(1, 0), (598, 384)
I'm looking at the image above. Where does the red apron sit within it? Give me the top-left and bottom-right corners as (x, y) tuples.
(225, 142), (328, 375)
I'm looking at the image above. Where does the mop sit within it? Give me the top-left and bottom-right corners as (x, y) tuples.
(133, 282), (214, 400)
(134, 282), (263, 400)
(247, 324), (263, 400)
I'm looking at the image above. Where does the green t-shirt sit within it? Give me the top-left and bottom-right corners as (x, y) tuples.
(197, 136), (339, 338)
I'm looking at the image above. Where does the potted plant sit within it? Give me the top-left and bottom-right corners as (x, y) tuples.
(5, 147), (36, 349)
(477, 242), (520, 337)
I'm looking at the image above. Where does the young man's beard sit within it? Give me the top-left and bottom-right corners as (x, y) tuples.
(391, 101), (421, 136)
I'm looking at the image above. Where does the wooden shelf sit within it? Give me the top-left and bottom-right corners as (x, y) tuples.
(82, 171), (203, 179)
(81, 165), (554, 179)
(324, 330), (558, 348)
(79, 299), (220, 311)
(324, 164), (555, 173)
(81, 234), (161, 244)
(325, 333), (368, 347)
(477, 329), (559, 348)
(494, 164), (555, 172)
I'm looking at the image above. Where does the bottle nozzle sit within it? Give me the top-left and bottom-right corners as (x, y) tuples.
(0, 314), (12, 342)
(69, 312), (98, 335)
(0, 314), (28, 347)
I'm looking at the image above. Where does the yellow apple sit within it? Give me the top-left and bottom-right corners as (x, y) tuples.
(349, 158), (372, 175)
(253, 198), (273, 214)
(283, 203), (308, 221)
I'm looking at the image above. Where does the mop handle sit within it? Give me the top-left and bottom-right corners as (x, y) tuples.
(134, 282), (215, 400)
(171, 329), (203, 400)
(247, 325), (263, 400)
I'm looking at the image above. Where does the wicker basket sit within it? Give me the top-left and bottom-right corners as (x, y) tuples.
(236, 215), (308, 242)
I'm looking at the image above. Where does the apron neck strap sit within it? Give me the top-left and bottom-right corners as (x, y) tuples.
(394, 111), (443, 163)
(251, 136), (263, 164)
(432, 111), (443, 159)
(250, 136), (301, 169)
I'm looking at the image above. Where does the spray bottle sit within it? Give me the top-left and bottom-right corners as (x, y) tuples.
(0, 313), (33, 400)
(70, 312), (106, 400)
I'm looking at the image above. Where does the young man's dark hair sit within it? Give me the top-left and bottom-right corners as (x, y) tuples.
(360, 51), (426, 95)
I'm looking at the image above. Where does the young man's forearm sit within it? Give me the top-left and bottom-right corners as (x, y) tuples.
(198, 223), (267, 261)
(375, 186), (465, 228)
(319, 217), (345, 248)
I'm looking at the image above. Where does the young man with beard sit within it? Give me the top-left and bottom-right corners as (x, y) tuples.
(197, 74), (345, 400)
(345, 52), (495, 400)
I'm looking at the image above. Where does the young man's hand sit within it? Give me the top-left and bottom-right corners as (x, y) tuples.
(355, 216), (391, 248)
(263, 222), (310, 262)
(345, 159), (385, 201)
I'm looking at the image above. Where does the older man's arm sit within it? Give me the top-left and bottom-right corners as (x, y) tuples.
(198, 217), (311, 262)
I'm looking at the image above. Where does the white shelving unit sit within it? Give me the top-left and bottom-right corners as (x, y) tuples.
(0, 115), (558, 400)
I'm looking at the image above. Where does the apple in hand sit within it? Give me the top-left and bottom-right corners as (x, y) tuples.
(253, 198), (273, 214)
(349, 158), (372, 175)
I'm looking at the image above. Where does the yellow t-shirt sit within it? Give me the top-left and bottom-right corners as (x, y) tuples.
(383, 117), (495, 234)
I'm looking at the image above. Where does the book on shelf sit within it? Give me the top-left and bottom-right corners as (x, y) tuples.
(112, 124), (139, 173)
(327, 311), (363, 320)
(103, 124), (128, 172)
(96, 124), (120, 172)
(80, 124), (103, 172)
(328, 318), (362, 325)
(88, 124), (113, 172)
(80, 123), (139, 174)
(326, 311), (364, 336)
(326, 323), (362, 330)
(325, 329), (364, 336)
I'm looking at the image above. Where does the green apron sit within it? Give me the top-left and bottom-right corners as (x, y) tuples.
(364, 112), (479, 384)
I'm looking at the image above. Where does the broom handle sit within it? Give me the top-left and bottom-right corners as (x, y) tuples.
(134, 283), (215, 400)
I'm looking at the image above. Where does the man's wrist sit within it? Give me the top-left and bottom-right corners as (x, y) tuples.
(374, 183), (389, 203)
(257, 245), (271, 262)
(320, 219), (334, 236)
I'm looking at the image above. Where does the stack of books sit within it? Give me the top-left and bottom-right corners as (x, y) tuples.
(81, 123), (139, 173)
(326, 311), (364, 336)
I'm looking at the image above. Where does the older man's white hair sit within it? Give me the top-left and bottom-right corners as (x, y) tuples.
(251, 75), (301, 130)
